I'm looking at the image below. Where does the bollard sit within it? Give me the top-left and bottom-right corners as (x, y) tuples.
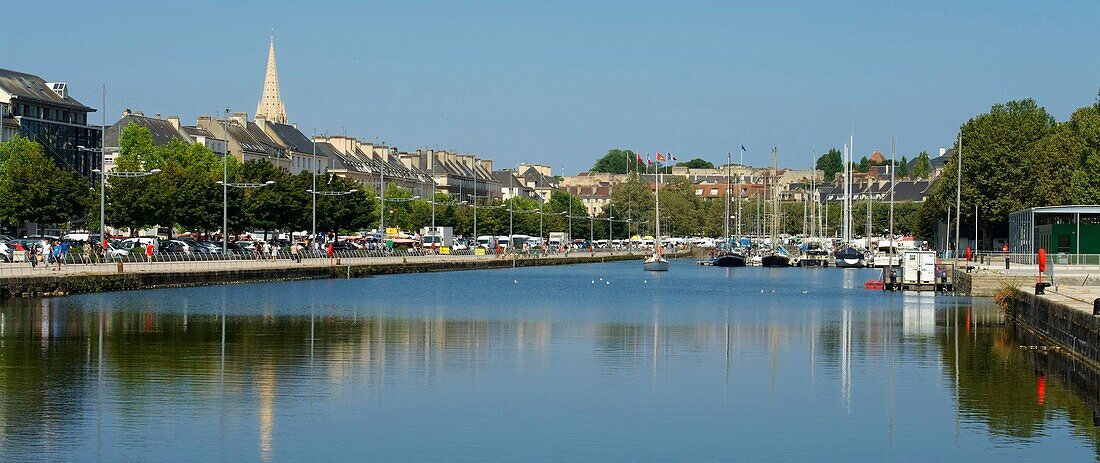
(117, 260), (124, 273)
(1005, 256), (1010, 270)
(1094, 298), (1100, 316)
(1035, 282), (1051, 295)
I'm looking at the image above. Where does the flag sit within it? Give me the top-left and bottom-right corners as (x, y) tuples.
(670, 154), (678, 161)
(636, 153), (643, 164)
(656, 152), (665, 162)
(647, 154), (652, 165)
(741, 145), (747, 152)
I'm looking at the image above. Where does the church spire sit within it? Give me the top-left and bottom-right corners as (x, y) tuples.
(256, 31), (288, 124)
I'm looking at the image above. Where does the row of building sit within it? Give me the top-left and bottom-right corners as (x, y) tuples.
(1, 36), (951, 224)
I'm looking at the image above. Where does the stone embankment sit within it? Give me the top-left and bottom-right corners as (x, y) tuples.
(1010, 286), (1100, 370)
(0, 251), (661, 299)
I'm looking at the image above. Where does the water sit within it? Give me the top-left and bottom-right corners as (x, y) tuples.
(1, 260), (1099, 462)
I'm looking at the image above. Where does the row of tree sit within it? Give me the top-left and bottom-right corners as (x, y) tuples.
(919, 96), (1100, 245)
(814, 148), (934, 182)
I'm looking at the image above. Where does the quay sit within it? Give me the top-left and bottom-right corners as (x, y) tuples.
(0, 250), (665, 299)
(1011, 284), (1100, 370)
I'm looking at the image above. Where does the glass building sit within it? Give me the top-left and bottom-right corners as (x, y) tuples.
(0, 68), (101, 179)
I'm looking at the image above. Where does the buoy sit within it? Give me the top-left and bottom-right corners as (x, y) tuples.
(760, 289), (765, 293)
(605, 281), (610, 285)
(592, 280), (595, 284)
(513, 279), (518, 284)
(801, 290), (808, 294)
(644, 280), (647, 284)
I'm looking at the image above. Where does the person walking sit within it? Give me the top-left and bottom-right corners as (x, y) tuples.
(326, 241), (334, 265)
(27, 244), (37, 269)
(82, 242), (92, 265)
(270, 241), (279, 261)
(290, 242), (301, 263)
(145, 242), (154, 263)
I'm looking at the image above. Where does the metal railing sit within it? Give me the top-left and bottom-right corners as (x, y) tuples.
(0, 245), (648, 278)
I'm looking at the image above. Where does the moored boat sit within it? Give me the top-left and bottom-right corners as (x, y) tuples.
(834, 246), (865, 268)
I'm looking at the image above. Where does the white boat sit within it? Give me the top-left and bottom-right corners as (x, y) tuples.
(643, 255), (670, 271)
(645, 152), (669, 272)
(872, 241), (900, 268)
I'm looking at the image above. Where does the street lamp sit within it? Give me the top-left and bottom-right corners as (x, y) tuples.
(87, 160), (159, 250)
(218, 180), (275, 251)
(307, 187), (357, 241)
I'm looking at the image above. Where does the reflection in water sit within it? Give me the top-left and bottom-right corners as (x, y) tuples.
(1, 264), (1099, 461)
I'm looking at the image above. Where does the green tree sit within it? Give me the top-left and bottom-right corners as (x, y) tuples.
(921, 99), (1055, 244)
(675, 158), (715, 169)
(606, 173), (654, 237)
(897, 155), (909, 177)
(856, 156), (870, 173)
(0, 136), (89, 229)
(816, 148), (843, 182)
(591, 149), (638, 174)
(1069, 106), (1100, 202)
(912, 151), (932, 179)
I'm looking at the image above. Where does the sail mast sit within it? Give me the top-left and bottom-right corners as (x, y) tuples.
(725, 152), (731, 245)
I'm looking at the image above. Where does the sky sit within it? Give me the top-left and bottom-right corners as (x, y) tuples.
(4, 0), (1099, 174)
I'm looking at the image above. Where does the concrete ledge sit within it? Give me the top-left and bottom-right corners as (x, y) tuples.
(0, 252), (657, 298)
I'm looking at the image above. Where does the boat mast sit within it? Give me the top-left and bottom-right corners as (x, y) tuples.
(842, 144), (849, 244)
(889, 135), (896, 247)
(725, 152), (731, 246)
(771, 147), (779, 248)
(655, 153), (661, 255)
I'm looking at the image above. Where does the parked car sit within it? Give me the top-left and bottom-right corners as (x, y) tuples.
(0, 241), (15, 262)
(159, 240), (190, 254)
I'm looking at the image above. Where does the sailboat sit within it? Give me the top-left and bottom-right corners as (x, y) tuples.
(713, 152), (746, 267)
(644, 152), (669, 271)
(761, 147), (792, 267)
(834, 139), (865, 268)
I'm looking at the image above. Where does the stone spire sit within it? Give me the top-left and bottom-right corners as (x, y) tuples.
(255, 32), (287, 124)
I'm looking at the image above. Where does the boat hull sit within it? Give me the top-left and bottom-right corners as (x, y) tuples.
(643, 259), (670, 272)
(833, 247), (865, 268)
(761, 255), (791, 267)
(713, 254), (746, 267)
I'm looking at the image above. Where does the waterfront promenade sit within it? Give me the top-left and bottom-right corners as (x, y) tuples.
(0, 248), (663, 297)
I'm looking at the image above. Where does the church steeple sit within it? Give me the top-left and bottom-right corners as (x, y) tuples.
(256, 31), (288, 124)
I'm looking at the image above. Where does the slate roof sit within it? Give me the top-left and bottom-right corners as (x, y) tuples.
(264, 121), (313, 154)
(519, 166), (558, 189)
(104, 114), (189, 149)
(0, 68), (94, 111)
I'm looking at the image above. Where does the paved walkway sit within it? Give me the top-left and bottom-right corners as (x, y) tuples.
(0, 250), (647, 279)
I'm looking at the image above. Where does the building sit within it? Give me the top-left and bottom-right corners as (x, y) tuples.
(493, 169), (536, 200)
(403, 149), (500, 203)
(316, 135), (433, 197)
(196, 112), (289, 170)
(515, 163), (558, 201)
(0, 68), (101, 178)
(255, 35), (288, 124)
(566, 182), (614, 215)
(256, 116), (326, 175)
(104, 110), (187, 170)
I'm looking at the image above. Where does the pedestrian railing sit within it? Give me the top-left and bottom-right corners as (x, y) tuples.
(0, 246), (646, 278)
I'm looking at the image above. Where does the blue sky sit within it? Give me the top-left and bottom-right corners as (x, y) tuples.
(4, 1), (1098, 173)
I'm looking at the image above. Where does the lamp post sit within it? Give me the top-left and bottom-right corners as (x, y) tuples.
(219, 180), (275, 251)
(307, 188), (358, 241)
(77, 144), (117, 248)
(379, 142), (386, 236)
(88, 165), (160, 249)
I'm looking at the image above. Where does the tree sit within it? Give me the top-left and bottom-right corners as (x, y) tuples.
(897, 156), (909, 177)
(606, 173), (654, 237)
(816, 148), (843, 182)
(920, 98), (1055, 244)
(912, 151), (932, 179)
(591, 149), (638, 174)
(0, 136), (89, 229)
(1068, 105), (1100, 203)
(856, 156), (870, 173)
(675, 158), (715, 169)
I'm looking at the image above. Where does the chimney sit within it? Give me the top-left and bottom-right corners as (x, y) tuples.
(479, 159), (493, 172)
(134, 111), (144, 117)
(939, 147), (947, 157)
(231, 112), (248, 126)
(167, 116), (180, 131)
(121, 108), (132, 117)
(197, 115), (212, 122)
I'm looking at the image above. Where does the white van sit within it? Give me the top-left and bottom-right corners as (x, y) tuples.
(476, 235), (497, 249)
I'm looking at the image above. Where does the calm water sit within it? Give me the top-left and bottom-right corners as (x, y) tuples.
(2, 260), (1100, 462)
